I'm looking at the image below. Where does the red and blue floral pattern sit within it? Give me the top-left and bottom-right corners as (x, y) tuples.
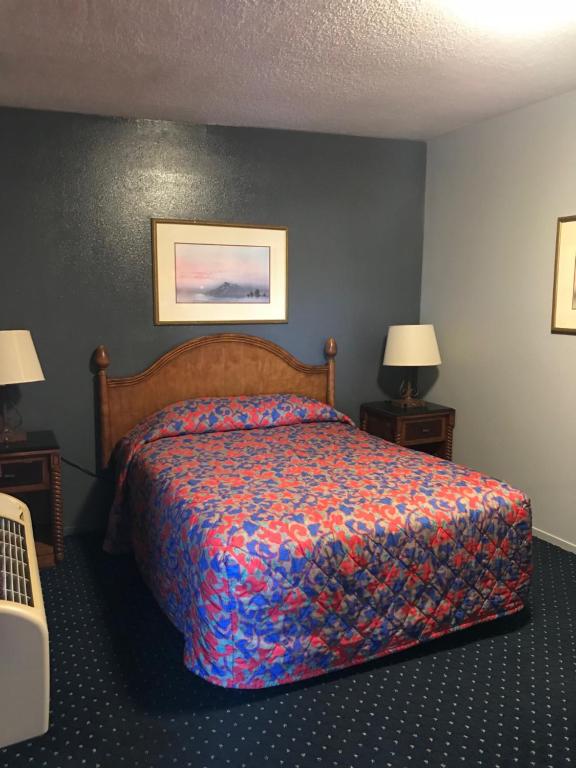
(107, 394), (532, 689)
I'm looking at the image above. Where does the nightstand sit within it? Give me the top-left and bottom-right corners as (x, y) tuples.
(0, 431), (63, 567)
(360, 401), (455, 460)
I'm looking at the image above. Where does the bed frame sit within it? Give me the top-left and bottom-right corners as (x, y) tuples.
(93, 333), (337, 468)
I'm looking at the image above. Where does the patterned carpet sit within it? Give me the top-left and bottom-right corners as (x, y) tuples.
(1, 535), (574, 768)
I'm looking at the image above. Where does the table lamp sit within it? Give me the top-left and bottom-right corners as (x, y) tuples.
(0, 330), (45, 442)
(383, 324), (441, 408)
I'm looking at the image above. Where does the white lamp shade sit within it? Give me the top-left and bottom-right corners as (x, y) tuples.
(0, 330), (45, 385)
(383, 324), (441, 367)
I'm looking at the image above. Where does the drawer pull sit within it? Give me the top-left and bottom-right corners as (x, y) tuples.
(421, 428), (430, 434)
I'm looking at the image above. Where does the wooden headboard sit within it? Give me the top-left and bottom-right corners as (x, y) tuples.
(93, 333), (337, 468)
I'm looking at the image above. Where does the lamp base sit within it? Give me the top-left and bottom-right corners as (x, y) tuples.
(391, 395), (425, 409)
(0, 428), (27, 444)
(392, 379), (425, 409)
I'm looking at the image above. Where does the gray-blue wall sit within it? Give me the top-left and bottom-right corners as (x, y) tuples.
(0, 108), (426, 532)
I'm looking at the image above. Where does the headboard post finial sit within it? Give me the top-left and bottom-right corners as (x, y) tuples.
(324, 337), (337, 406)
(324, 337), (337, 358)
(94, 345), (110, 371)
(93, 345), (112, 469)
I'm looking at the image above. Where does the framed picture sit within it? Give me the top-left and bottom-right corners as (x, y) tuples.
(552, 215), (576, 334)
(152, 219), (288, 325)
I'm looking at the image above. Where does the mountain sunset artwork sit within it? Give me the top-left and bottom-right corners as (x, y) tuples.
(175, 243), (271, 304)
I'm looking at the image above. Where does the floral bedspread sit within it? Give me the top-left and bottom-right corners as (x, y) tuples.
(107, 394), (532, 688)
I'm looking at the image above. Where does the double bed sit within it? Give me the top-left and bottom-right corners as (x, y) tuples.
(95, 334), (532, 689)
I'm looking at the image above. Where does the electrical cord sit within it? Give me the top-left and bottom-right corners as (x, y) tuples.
(61, 456), (113, 483)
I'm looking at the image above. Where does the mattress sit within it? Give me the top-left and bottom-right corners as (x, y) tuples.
(106, 394), (532, 688)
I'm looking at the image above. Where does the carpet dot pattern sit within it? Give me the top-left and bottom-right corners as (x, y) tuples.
(1, 535), (574, 768)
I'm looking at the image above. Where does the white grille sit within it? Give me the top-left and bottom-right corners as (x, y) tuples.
(0, 493), (49, 748)
(0, 515), (34, 606)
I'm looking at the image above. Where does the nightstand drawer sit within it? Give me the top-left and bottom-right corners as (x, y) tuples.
(0, 457), (49, 491)
(403, 418), (445, 443)
(360, 401), (455, 460)
(361, 413), (395, 441)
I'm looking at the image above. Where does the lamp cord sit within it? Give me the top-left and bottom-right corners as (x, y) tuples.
(62, 456), (113, 483)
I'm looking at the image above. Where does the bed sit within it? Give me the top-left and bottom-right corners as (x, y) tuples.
(95, 333), (532, 689)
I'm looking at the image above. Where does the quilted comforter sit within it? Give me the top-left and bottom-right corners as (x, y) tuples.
(106, 394), (532, 689)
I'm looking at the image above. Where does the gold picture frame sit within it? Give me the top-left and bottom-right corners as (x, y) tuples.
(152, 219), (288, 325)
(552, 215), (576, 334)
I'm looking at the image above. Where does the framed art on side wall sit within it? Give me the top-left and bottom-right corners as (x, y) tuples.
(552, 215), (576, 334)
(152, 219), (288, 324)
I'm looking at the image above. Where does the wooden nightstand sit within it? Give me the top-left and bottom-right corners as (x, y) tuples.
(360, 401), (455, 460)
(0, 431), (64, 567)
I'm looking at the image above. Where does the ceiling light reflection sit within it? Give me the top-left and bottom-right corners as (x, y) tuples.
(436, 0), (576, 35)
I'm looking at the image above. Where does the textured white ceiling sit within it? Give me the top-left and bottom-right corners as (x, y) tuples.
(1, 0), (576, 139)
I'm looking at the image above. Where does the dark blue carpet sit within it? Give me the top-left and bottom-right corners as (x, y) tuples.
(1, 536), (574, 768)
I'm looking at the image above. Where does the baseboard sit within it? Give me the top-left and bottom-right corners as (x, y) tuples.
(533, 527), (576, 554)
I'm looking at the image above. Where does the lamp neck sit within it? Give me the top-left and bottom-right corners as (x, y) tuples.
(1, 388), (9, 440)
(0, 385), (26, 443)
(391, 367), (426, 409)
